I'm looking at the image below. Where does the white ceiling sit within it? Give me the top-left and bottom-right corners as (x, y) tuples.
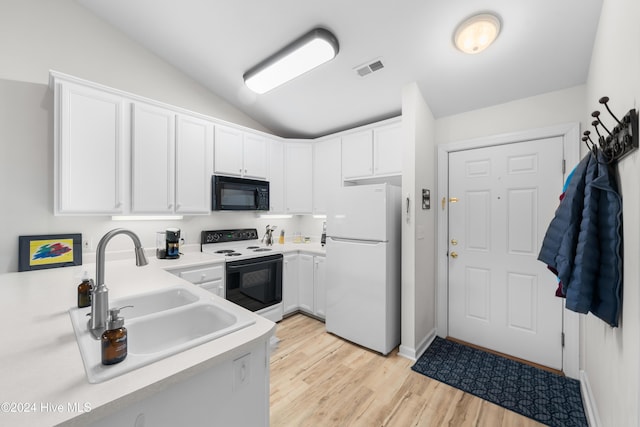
(75, 0), (603, 138)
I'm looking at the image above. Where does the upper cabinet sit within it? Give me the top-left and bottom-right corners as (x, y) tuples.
(341, 120), (402, 181)
(268, 139), (285, 213)
(284, 142), (313, 214)
(313, 137), (341, 214)
(131, 102), (176, 214)
(214, 126), (268, 180)
(54, 80), (125, 215)
(175, 115), (213, 214)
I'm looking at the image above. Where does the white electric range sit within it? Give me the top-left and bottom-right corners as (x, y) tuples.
(200, 228), (283, 323)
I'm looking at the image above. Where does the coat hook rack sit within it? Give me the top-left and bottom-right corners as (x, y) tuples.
(585, 96), (638, 163)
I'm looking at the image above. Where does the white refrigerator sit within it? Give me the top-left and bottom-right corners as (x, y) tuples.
(325, 183), (401, 355)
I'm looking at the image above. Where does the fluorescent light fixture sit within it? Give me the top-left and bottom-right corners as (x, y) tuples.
(454, 13), (501, 54)
(111, 215), (183, 221)
(313, 215), (327, 219)
(259, 214), (293, 219)
(244, 28), (339, 94)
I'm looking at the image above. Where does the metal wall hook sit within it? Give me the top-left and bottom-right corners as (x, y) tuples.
(592, 111), (613, 136)
(599, 96), (624, 126)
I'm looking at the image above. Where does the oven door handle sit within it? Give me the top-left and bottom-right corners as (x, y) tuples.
(226, 258), (279, 270)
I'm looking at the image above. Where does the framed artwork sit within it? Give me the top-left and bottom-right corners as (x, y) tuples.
(18, 234), (82, 272)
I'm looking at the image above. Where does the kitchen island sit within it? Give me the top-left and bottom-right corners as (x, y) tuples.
(0, 251), (275, 427)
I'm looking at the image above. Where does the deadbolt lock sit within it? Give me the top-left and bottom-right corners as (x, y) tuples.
(449, 197), (459, 203)
(451, 239), (458, 245)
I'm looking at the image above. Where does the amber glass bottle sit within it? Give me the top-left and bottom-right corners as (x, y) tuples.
(101, 308), (128, 365)
(77, 272), (93, 308)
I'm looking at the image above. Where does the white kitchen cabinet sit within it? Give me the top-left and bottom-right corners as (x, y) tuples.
(373, 122), (403, 176)
(54, 80), (125, 214)
(131, 102), (176, 213)
(313, 255), (327, 318)
(298, 254), (314, 314)
(167, 263), (225, 297)
(214, 126), (268, 180)
(341, 130), (373, 180)
(175, 115), (213, 214)
(341, 120), (402, 181)
(282, 253), (299, 316)
(284, 142), (313, 214)
(297, 253), (326, 320)
(268, 139), (285, 213)
(313, 137), (342, 214)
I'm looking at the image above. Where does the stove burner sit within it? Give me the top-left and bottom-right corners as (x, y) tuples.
(246, 246), (260, 249)
(215, 249), (236, 254)
(254, 248), (272, 252)
(226, 253), (242, 257)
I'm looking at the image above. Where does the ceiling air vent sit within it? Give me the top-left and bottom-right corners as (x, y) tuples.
(354, 58), (385, 77)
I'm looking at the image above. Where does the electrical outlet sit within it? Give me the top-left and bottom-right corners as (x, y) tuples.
(82, 239), (91, 251)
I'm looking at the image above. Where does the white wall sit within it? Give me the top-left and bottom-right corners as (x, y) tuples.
(0, 0), (269, 133)
(400, 82), (436, 358)
(0, 0), (297, 274)
(582, 0), (640, 425)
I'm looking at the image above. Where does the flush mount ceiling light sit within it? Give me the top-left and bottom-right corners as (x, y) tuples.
(454, 13), (501, 54)
(243, 27), (339, 94)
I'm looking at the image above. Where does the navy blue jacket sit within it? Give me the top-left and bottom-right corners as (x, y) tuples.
(538, 150), (622, 327)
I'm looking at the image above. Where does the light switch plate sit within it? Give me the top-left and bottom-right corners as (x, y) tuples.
(422, 189), (430, 210)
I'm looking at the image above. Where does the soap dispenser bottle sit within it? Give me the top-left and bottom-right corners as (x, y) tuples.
(101, 306), (130, 365)
(77, 271), (94, 308)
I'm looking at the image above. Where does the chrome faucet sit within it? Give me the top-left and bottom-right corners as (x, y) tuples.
(262, 225), (276, 246)
(89, 228), (148, 338)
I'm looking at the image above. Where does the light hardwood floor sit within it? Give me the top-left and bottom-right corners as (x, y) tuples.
(270, 314), (544, 427)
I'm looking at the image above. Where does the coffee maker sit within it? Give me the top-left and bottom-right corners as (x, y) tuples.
(156, 228), (181, 259)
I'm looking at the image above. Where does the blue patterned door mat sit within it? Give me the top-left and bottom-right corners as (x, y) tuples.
(411, 337), (587, 427)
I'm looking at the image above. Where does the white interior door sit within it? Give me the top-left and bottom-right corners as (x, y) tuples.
(448, 137), (564, 369)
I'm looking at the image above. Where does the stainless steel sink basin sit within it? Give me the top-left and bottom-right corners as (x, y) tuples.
(69, 284), (255, 383)
(112, 287), (199, 319)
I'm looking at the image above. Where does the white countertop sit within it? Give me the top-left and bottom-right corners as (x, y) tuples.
(0, 251), (275, 427)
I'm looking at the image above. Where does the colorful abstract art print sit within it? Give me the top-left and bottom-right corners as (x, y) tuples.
(18, 234), (82, 271)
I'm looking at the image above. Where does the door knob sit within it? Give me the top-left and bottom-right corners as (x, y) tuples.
(450, 251), (458, 258)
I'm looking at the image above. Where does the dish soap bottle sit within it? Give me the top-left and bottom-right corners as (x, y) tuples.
(77, 271), (93, 308)
(279, 230), (285, 244)
(101, 306), (130, 365)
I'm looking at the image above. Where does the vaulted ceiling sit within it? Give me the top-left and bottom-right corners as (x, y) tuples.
(76, 0), (603, 138)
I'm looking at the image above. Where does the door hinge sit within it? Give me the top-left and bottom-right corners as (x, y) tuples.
(561, 332), (565, 347)
(562, 159), (566, 174)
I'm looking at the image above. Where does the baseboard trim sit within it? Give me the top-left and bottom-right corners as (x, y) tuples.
(399, 329), (437, 361)
(580, 370), (601, 427)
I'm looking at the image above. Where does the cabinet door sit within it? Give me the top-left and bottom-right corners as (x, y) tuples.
(313, 137), (341, 214)
(374, 122), (402, 176)
(268, 140), (285, 213)
(314, 256), (326, 319)
(243, 133), (268, 180)
(298, 254), (314, 314)
(284, 142), (313, 214)
(56, 82), (124, 214)
(176, 115), (213, 214)
(131, 102), (175, 213)
(282, 254), (299, 315)
(341, 130), (373, 180)
(214, 126), (244, 176)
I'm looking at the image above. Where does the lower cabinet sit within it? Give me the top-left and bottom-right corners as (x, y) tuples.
(287, 253), (325, 320)
(166, 263), (225, 297)
(282, 254), (299, 316)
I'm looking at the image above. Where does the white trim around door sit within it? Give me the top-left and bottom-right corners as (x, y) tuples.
(435, 122), (581, 379)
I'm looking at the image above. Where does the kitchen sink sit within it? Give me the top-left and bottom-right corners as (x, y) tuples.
(128, 303), (239, 355)
(68, 284), (255, 384)
(111, 286), (199, 319)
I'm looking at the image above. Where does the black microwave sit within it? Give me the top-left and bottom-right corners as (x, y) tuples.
(212, 175), (270, 211)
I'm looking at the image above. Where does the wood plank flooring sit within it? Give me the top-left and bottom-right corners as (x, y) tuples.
(270, 314), (544, 427)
